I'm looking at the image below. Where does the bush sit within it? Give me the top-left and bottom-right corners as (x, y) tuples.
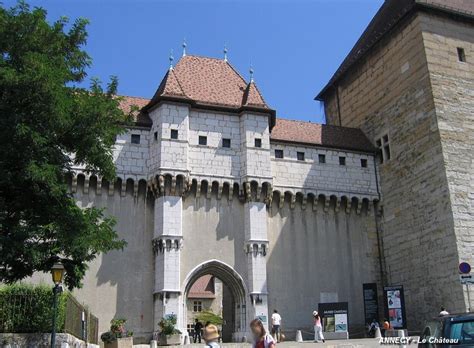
(0, 283), (67, 333)
(158, 314), (181, 336)
(196, 311), (224, 326)
(100, 318), (133, 343)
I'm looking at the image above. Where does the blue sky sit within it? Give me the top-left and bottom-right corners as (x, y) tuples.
(4, 0), (383, 123)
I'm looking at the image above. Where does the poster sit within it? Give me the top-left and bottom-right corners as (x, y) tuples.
(318, 302), (349, 333)
(363, 283), (379, 325)
(383, 285), (406, 329)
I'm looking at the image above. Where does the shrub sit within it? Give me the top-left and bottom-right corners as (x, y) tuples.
(196, 311), (224, 326)
(0, 283), (67, 333)
(158, 314), (181, 336)
(100, 318), (133, 343)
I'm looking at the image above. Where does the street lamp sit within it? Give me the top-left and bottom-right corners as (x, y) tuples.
(51, 262), (65, 348)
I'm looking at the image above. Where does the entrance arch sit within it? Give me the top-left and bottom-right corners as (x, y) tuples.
(182, 260), (248, 342)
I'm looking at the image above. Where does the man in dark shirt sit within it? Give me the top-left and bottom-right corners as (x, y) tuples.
(194, 319), (204, 343)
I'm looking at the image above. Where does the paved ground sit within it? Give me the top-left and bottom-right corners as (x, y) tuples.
(161, 338), (405, 348)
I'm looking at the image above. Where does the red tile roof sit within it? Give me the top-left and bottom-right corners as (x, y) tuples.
(270, 119), (375, 153)
(118, 95), (152, 126)
(144, 55), (272, 115)
(188, 275), (216, 299)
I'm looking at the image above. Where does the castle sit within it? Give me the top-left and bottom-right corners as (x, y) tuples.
(30, 0), (473, 343)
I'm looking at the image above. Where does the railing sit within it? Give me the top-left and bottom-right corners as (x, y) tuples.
(0, 285), (98, 344)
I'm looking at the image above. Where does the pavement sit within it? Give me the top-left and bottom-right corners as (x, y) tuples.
(161, 338), (407, 348)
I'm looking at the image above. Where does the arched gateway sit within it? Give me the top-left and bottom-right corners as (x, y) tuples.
(182, 260), (248, 341)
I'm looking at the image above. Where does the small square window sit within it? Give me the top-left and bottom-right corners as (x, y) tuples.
(457, 47), (466, 62)
(222, 138), (231, 148)
(297, 152), (305, 161)
(275, 149), (284, 159)
(193, 301), (202, 312)
(171, 129), (178, 139)
(131, 134), (140, 144)
(255, 138), (262, 148)
(361, 158), (368, 168)
(199, 136), (207, 146)
(339, 156), (346, 165)
(318, 154), (326, 164)
(154, 131), (158, 141)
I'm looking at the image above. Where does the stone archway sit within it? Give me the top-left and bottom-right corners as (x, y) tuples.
(181, 260), (248, 342)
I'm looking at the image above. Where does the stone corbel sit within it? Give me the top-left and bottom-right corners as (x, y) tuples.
(158, 175), (165, 195)
(217, 184), (223, 200)
(345, 200), (352, 214)
(312, 197), (318, 212)
(71, 175), (77, 194)
(96, 177), (102, 195)
(289, 194), (296, 210)
(301, 196), (307, 210)
(356, 200), (363, 215)
(133, 181), (139, 197)
(121, 180), (127, 197)
(206, 184), (212, 199)
(334, 197), (341, 213)
(279, 194), (285, 209)
(83, 176), (90, 194)
(196, 181), (201, 198)
(244, 182), (251, 201)
(323, 197), (330, 213)
(228, 185), (234, 201)
(170, 176), (176, 196)
(108, 181), (115, 196)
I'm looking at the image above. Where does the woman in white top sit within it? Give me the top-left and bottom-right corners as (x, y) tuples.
(313, 311), (325, 343)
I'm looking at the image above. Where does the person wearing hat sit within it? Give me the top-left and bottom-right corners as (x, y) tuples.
(313, 310), (325, 343)
(203, 324), (220, 348)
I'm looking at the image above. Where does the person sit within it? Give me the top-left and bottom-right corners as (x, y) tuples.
(368, 319), (380, 337)
(203, 324), (220, 348)
(439, 307), (449, 316)
(193, 318), (203, 343)
(250, 318), (276, 348)
(382, 319), (391, 337)
(271, 309), (282, 342)
(313, 311), (325, 343)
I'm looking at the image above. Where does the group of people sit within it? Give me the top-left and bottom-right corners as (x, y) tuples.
(194, 309), (326, 347)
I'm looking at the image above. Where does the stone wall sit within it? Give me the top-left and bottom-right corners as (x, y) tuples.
(322, 11), (471, 328)
(420, 12), (474, 312)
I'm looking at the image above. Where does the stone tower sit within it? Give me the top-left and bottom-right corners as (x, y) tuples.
(316, 0), (474, 329)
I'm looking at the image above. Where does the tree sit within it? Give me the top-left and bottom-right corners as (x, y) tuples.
(0, 1), (132, 289)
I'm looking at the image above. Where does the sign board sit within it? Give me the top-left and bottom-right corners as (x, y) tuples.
(318, 302), (348, 333)
(363, 283), (379, 325)
(383, 285), (407, 329)
(459, 262), (471, 274)
(460, 274), (474, 285)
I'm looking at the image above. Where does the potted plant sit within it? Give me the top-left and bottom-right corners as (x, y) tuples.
(158, 314), (182, 346)
(100, 318), (133, 348)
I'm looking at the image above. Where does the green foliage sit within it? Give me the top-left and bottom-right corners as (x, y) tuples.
(0, 283), (67, 333)
(100, 318), (133, 343)
(196, 311), (224, 326)
(158, 314), (181, 336)
(0, 1), (134, 289)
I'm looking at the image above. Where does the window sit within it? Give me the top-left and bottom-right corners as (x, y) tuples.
(131, 134), (140, 144)
(361, 158), (368, 168)
(222, 138), (231, 148)
(339, 156), (346, 165)
(457, 47), (466, 62)
(170, 129), (178, 140)
(254, 138), (262, 148)
(154, 132), (158, 141)
(193, 301), (202, 312)
(376, 134), (391, 163)
(198, 136), (207, 146)
(318, 154), (326, 164)
(275, 149), (284, 159)
(297, 152), (305, 161)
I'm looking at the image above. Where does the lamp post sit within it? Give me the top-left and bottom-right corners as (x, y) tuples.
(51, 262), (65, 348)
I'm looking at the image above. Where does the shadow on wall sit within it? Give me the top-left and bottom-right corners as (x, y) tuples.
(69, 176), (155, 344)
(265, 160), (381, 336)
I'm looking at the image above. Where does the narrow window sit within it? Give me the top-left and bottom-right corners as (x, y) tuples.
(154, 131), (158, 141)
(361, 158), (368, 168)
(376, 134), (391, 163)
(222, 138), (231, 148)
(254, 138), (262, 148)
(131, 134), (140, 144)
(339, 156), (346, 165)
(275, 149), (284, 159)
(318, 154), (326, 164)
(170, 129), (178, 139)
(198, 136), (207, 146)
(297, 152), (305, 161)
(457, 47), (466, 62)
